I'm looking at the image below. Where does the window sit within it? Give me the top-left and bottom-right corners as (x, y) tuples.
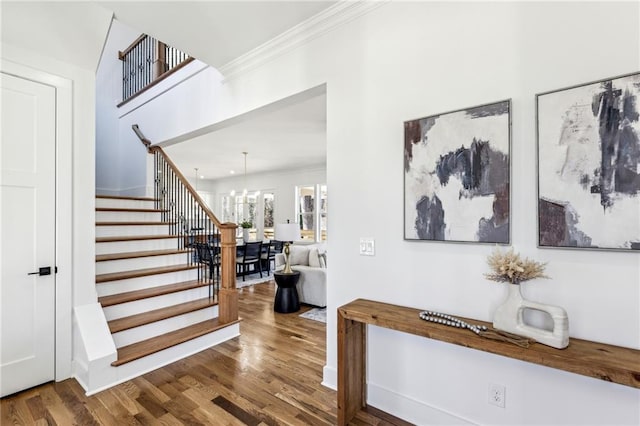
(319, 185), (327, 242)
(221, 195), (233, 223)
(263, 192), (275, 240)
(295, 184), (327, 242)
(235, 193), (258, 239)
(297, 186), (315, 241)
(221, 192), (266, 240)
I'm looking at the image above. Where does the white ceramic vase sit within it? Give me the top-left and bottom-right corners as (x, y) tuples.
(493, 283), (569, 349)
(242, 228), (250, 242)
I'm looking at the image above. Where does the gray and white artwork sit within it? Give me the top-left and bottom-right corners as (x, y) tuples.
(404, 100), (510, 243)
(537, 72), (640, 251)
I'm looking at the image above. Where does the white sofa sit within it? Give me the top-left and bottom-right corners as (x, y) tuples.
(275, 243), (326, 308)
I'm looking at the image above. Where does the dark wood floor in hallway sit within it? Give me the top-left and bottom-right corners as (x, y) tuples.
(1, 281), (410, 425)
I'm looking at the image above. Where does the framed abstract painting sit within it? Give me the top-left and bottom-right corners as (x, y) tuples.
(537, 72), (640, 251)
(404, 100), (511, 244)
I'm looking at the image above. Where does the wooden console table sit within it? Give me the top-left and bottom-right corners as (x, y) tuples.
(337, 299), (640, 425)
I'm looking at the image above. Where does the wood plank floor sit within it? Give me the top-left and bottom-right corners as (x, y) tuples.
(1, 281), (412, 425)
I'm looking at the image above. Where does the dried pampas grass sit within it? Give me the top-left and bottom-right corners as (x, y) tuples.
(485, 248), (548, 284)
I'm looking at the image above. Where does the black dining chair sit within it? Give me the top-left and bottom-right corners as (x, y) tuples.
(194, 242), (220, 294)
(262, 240), (283, 274)
(236, 241), (263, 281)
(260, 242), (272, 275)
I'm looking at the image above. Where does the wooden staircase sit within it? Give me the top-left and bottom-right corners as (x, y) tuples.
(95, 195), (237, 368)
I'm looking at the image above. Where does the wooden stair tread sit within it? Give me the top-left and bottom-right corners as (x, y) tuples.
(96, 235), (179, 243)
(112, 318), (239, 366)
(96, 207), (168, 213)
(96, 195), (158, 201)
(108, 297), (218, 333)
(96, 221), (175, 226)
(98, 280), (208, 306)
(96, 249), (190, 262)
(96, 264), (198, 283)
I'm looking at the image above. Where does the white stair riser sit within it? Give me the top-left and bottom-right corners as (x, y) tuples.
(96, 253), (192, 275)
(97, 269), (199, 297)
(102, 286), (212, 320)
(96, 224), (172, 238)
(96, 238), (179, 255)
(96, 211), (163, 222)
(112, 306), (219, 348)
(96, 198), (155, 209)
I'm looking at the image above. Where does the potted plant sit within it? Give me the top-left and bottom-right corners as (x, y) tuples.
(240, 220), (252, 242)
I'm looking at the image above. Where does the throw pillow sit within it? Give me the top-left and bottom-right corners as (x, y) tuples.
(289, 245), (309, 266)
(308, 248), (321, 268)
(318, 252), (327, 268)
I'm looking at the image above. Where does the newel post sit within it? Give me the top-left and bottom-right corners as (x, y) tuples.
(218, 223), (238, 323)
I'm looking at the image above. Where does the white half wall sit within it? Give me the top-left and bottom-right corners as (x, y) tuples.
(204, 2), (640, 424)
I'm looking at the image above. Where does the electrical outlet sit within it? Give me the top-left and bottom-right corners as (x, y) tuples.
(488, 383), (506, 408)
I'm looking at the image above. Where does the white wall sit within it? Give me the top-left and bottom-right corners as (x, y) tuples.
(95, 19), (139, 195)
(96, 19), (226, 196)
(200, 165), (326, 227)
(94, 2), (639, 423)
(204, 2), (639, 424)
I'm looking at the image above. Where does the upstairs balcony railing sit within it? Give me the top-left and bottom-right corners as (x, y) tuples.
(118, 34), (193, 104)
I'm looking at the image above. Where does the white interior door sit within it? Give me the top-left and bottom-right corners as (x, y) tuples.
(0, 72), (56, 397)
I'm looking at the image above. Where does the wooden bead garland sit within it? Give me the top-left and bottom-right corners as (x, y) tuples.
(419, 310), (487, 335)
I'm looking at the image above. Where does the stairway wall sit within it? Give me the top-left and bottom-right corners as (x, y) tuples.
(96, 19), (223, 196)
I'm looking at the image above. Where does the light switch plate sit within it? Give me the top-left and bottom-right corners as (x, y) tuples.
(359, 238), (375, 256)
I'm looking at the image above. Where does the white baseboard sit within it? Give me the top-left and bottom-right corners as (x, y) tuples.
(95, 186), (150, 197)
(117, 186), (150, 197)
(367, 382), (474, 425)
(322, 365), (337, 390)
(95, 187), (121, 196)
(322, 366), (472, 425)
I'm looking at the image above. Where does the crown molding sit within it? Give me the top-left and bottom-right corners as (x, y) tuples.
(218, 0), (389, 82)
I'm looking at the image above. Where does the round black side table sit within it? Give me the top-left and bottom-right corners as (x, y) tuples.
(273, 271), (301, 313)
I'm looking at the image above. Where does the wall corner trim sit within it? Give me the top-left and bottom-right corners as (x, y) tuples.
(218, 0), (389, 81)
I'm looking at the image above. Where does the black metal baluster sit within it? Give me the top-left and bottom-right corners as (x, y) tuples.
(143, 36), (147, 88)
(126, 53), (130, 99)
(122, 54), (126, 101)
(132, 44), (137, 95)
(145, 38), (149, 88)
(154, 151), (158, 211)
(138, 42), (142, 93)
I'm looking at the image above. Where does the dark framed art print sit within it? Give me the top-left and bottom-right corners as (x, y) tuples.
(404, 100), (511, 244)
(537, 72), (640, 251)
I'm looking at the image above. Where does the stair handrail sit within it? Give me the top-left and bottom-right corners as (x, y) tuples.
(132, 124), (238, 324)
(133, 125), (222, 226)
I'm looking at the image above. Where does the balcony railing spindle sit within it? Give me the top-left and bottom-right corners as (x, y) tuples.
(119, 35), (191, 103)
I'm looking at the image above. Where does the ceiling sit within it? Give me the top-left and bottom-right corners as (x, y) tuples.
(1, 1), (336, 71)
(163, 90), (327, 181)
(0, 2), (113, 71)
(99, 1), (336, 69)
